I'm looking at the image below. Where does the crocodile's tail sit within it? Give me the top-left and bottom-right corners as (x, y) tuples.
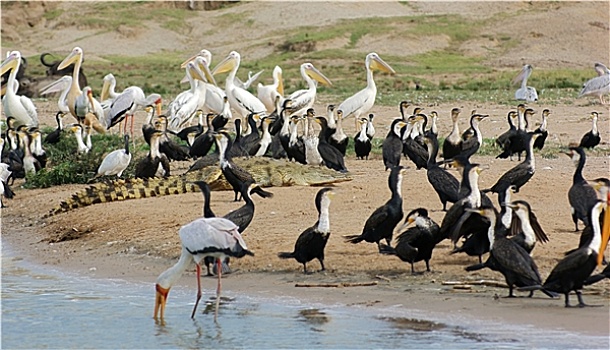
(46, 176), (197, 217)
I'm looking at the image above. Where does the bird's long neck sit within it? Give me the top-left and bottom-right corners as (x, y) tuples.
(520, 74), (528, 90)
(67, 58), (83, 116)
(448, 116), (460, 142)
(150, 136), (161, 158)
(430, 115), (438, 135)
(515, 209), (536, 246)
(539, 115), (547, 132)
(390, 172), (403, 202)
(471, 118), (483, 145)
(74, 129), (88, 152)
(517, 111), (526, 131)
(366, 65), (376, 94)
(426, 138), (439, 165)
(156, 247), (194, 290)
(587, 205), (603, 255)
(123, 136), (130, 156)
(464, 169), (481, 207)
(573, 151), (586, 184)
(357, 121), (368, 142)
(591, 116), (598, 136)
(499, 188), (512, 228)
(525, 135), (536, 168)
(56, 114), (64, 130)
(317, 199), (331, 234)
(289, 121), (299, 144)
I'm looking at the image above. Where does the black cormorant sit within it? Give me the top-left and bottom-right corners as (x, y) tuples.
(155, 116), (191, 161)
(354, 117), (372, 160)
(189, 113), (217, 158)
(459, 113), (488, 160)
(278, 188), (334, 273)
(379, 208), (442, 273)
(485, 132), (541, 194)
(135, 130), (170, 178)
(464, 206), (555, 298)
(442, 108), (463, 162)
(329, 109), (348, 156)
(578, 111), (600, 149)
(344, 166), (405, 251)
(402, 114), (428, 170)
(314, 114), (348, 173)
(507, 200), (549, 254)
(521, 201), (607, 306)
(423, 133), (459, 211)
(44, 111), (65, 144)
(495, 111), (518, 157)
(533, 109), (549, 150)
(565, 146), (599, 231)
(382, 119), (407, 170)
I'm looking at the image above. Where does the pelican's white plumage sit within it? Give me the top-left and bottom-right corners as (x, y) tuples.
(1, 51), (38, 128)
(96, 135), (132, 178)
(338, 52), (395, 127)
(167, 61), (212, 131)
(153, 217), (253, 321)
(288, 63), (332, 117)
(513, 64), (538, 102)
(579, 62), (610, 104)
(212, 51), (267, 119)
(257, 65), (285, 113)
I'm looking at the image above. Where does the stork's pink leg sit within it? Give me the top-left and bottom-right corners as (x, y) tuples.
(215, 258), (222, 322)
(191, 263), (202, 319)
(130, 114), (135, 139)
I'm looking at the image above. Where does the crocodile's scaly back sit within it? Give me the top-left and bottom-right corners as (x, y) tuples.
(46, 158), (352, 217)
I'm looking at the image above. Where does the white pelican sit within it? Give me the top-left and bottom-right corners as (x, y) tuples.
(212, 51), (268, 120)
(96, 135), (131, 178)
(153, 217), (254, 321)
(338, 52), (395, 130)
(39, 75), (72, 114)
(579, 62), (610, 104)
(100, 73), (119, 102)
(1, 51), (38, 128)
(288, 63), (332, 117)
(107, 86), (162, 137)
(167, 60), (213, 131)
(57, 47), (105, 132)
(257, 65), (284, 113)
(180, 50), (232, 118)
(513, 64), (538, 102)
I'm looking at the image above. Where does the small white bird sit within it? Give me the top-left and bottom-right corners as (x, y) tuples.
(579, 62), (610, 104)
(96, 135), (132, 178)
(513, 64), (538, 102)
(153, 217), (254, 321)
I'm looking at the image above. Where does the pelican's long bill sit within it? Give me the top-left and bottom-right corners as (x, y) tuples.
(212, 52), (238, 76)
(57, 47), (82, 70)
(305, 64), (332, 87)
(369, 54), (395, 74)
(0, 52), (19, 75)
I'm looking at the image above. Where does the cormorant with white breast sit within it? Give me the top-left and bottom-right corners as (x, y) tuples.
(278, 188), (334, 273)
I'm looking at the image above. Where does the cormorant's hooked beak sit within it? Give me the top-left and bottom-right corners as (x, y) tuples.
(154, 284), (170, 321)
(397, 217), (416, 233)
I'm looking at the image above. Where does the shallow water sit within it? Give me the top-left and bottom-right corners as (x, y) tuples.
(1, 244), (607, 349)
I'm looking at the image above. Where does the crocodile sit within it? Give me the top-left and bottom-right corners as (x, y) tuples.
(46, 157), (352, 216)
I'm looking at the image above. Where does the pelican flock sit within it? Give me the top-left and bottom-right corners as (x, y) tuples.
(2, 41), (609, 327)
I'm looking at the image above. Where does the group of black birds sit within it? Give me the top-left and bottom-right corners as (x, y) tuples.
(2, 96), (608, 307)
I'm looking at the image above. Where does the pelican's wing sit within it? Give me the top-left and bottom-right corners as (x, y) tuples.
(288, 89), (312, 113)
(579, 74), (610, 98)
(236, 70), (264, 90)
(19, 95), (38, 126)
(338, 89), (372, 118)
(232, 86), (267, 114)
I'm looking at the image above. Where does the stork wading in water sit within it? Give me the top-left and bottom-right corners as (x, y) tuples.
(1, 51), (38, 128)
(153, 217), (253, 322)
(338, 52), (395, 130)
(513, 64), (538, 103)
